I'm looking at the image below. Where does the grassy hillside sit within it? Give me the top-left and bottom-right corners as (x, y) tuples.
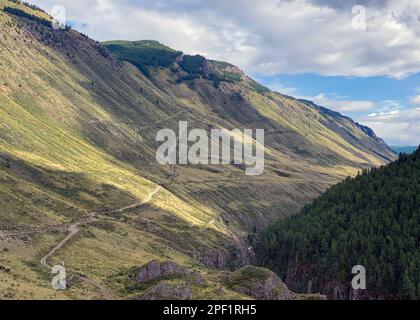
(0, 1), (396, 299)
(255, 147), (420, 300)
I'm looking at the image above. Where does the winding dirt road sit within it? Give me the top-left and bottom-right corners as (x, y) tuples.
(107, 186), (161, 214)
(0, 166), (179, 299)
(40, 212), (97, 269)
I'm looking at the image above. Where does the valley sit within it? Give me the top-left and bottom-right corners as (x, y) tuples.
(0, 0), (397, 300)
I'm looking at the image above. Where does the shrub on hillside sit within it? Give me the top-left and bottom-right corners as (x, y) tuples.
(179, 55), (206, 74)
(3, 6), (51, 27)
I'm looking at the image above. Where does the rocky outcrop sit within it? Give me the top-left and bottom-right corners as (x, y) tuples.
(196, 239), (252, 270)
(136, 261), (207, 300)
(198, 248), (228, 269)
(141, 282), (193, 300)
(136, 261), (195, 283)
(227, 266), (326, 300)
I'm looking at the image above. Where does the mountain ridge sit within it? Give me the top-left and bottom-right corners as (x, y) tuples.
(103, 39), (395, 163)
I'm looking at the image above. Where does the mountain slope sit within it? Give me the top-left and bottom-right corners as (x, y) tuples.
(0, 1), (395, 299)
(255, 147), (420, 300)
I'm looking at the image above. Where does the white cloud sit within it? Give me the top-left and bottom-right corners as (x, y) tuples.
(30, 0), (420, 78)
(368, 110), (399, 118)
(410, 95), (420, 105)
(299, 96), (420, 145)
(361, 108), (420, 145)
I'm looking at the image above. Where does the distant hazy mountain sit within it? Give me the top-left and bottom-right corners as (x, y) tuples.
(391, 146), (418, 154)
(0, 1), (396, 299)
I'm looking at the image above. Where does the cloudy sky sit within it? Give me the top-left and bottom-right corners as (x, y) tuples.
(32, 0), (420, 146)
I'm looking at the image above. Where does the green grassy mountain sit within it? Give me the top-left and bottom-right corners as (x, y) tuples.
(255, 147), (420, 300)
(0, 1), (396, 299)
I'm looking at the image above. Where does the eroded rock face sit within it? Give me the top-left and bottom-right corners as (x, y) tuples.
(227, 266), (292, 300)
(310, 281), (371, 300)
(284, 264), (371, 300)
(196, 241), (252, 270)
(136, 261), (193, 283)
(199, 249), (228, 269)
(135, 262), (326, 300)
(141, 282), (193, 300)
(251, 272), (294, 300)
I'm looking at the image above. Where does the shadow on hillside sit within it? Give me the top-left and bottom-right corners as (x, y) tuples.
(0, 152), (139, 221)
(0, 152), (246, 269)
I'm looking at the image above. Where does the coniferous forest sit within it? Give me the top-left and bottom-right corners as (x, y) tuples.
(256, 147), (420, 299)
